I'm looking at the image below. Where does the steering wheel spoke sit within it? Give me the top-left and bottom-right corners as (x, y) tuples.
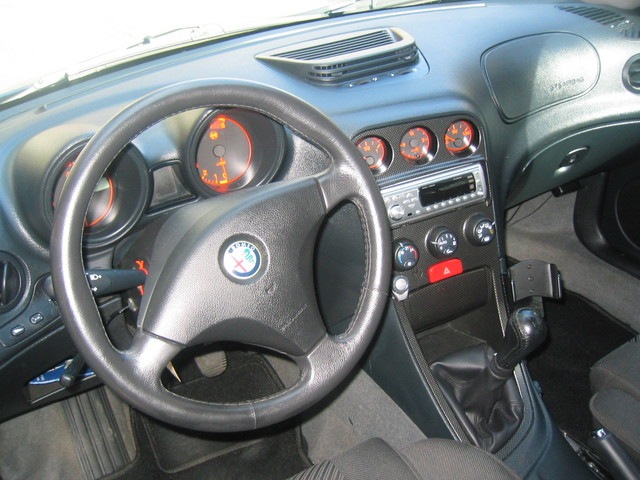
(316, 163), (367, 212)
(125, 330), (182, 381)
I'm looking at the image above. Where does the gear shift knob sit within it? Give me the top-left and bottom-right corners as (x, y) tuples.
(494, 307), (547, 372)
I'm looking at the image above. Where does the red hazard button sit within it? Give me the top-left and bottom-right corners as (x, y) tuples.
(428, 259), (463, 283)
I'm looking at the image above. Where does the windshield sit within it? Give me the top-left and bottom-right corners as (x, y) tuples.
(0, 0), (441, 102)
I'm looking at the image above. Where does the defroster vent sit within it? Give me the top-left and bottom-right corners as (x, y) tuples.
(557, 5), (636, 35)
(257, 28), (420, 85)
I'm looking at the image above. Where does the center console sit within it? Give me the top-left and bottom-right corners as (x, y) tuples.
(352, 115), (595, 478)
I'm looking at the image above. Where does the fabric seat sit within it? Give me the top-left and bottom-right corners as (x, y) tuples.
(288, 437), (519, 480)
(590, 335), (640, 463)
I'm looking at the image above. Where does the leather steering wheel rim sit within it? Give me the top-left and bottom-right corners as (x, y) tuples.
(50, 79), (391, 432)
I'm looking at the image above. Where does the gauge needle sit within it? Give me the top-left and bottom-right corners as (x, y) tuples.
(216, 157), (229, 185)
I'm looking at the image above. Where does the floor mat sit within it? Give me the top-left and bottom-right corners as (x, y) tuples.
(119, 350), (310, 480)
(527, 289), (636, 445)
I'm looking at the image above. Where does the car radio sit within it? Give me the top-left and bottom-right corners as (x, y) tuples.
(381, 163), (487, 227)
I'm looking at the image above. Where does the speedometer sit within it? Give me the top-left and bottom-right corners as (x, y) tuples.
(188, 109), (285, 196)
(52, 160), (115, 228)
(45, 142), (150, 247)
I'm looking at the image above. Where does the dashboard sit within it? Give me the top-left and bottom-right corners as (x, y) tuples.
(12, 108), (289, 249)
(2, 0), (640, 428)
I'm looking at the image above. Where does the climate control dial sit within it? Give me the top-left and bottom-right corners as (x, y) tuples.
(394, 240), (420, 270)
(426, 226), (458, 258)
(464, 214), (496, 246)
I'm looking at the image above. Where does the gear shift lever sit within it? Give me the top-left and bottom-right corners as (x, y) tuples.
(493, 307), (547, 373)
(431, 306), (547, 452)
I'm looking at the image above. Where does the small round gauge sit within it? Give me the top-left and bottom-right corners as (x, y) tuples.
(399, 127), (435, 165)
(52, 160), (115, 228)
(356, 136), (389, 173)
(188, 109), (285, 197)
(444, 120), (477, 155)
(196, 115), (253, 193)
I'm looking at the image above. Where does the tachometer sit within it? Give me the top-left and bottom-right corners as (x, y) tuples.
(196, 115), (253, 193)
(188, 109), (285, 196)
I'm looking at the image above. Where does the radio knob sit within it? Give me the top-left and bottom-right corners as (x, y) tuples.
(426, 226), (458, 258)
(464, 214), (496, 246)
(388, 204), (405, 221)
(394, 240), (420, 270)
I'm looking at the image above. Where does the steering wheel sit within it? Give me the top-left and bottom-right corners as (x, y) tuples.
(50, 80), (391, 432)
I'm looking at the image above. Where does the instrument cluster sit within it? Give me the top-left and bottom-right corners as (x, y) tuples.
(16, 108), (288, 249)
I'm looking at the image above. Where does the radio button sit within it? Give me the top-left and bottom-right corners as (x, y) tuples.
(388, 204), (405, 221)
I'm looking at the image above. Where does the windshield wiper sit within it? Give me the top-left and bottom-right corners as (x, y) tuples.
(325, 0), (375, 16)
(126, 24), (225, 50)
(324, 0), (440, 16)
(0, 72), (70, 107)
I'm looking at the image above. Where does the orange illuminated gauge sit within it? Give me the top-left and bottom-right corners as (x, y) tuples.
(356, 136), (389, 173)
(399, 127), (434, 165)
(445, 120), (477, 155)
(52, 160), (115, 228)
(196, 115), (253, 193)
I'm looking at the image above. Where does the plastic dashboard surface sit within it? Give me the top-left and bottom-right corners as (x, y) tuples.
(2, 0), (640, 418)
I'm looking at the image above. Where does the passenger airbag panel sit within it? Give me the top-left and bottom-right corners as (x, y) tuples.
(483, 33), (599, 121)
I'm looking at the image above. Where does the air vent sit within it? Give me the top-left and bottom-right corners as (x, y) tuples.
(257, 28), (420, 85)
(557, 5), (634, 33)
(0, 253), (24, 313)
(623, 25), (640, 40)
(623, 55), (640, 92)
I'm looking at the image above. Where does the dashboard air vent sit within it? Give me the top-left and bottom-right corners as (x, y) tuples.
(257, 28), (420, 85)
(623, 55), (640, 93)
(0, 253), (24, 313)
(557, 5), (634, 33)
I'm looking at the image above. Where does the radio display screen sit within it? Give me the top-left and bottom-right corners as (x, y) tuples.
(419, 173), (476, 207)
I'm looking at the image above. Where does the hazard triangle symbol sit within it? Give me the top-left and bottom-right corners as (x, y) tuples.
(443, 267), (451, 275)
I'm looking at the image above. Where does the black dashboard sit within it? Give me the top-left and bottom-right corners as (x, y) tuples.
(2, 0), (640, 443)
